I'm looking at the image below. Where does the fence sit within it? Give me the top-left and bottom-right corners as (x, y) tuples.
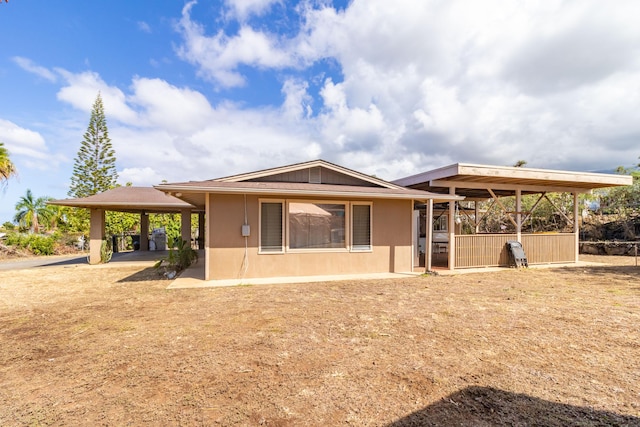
(455, 233), (576, 268)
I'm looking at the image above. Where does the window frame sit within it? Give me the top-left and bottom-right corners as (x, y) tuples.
(258, 198), (374, 254)
(258, 199), (285, 254)
(350, 202), (373, 252)
(286, 200), (348, 253)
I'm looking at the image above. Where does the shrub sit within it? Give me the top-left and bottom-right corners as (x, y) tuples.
(3, 232), (57, 255)
(100, 238), (113, 263)
(154, 239), (198, 277)
(28, 235), (56, 255)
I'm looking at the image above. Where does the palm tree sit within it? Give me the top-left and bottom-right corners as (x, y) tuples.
(45, 204), (66, 231)
(14, 189), (53, 233)
(0, 142), (18, 185)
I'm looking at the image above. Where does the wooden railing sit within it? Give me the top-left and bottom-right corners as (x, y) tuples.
(454, 233), (576, 268)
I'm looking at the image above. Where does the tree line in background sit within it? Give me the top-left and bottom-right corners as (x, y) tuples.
(1, 100), (640, 257)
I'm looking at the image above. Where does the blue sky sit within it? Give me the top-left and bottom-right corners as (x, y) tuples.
(1, 0), (639, 223)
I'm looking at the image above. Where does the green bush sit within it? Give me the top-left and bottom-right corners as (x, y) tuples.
(154, 239), (198, 276)
(3, 232), (57, 255)
(100, 238), (113, 263)
(28, 235), (56, 255)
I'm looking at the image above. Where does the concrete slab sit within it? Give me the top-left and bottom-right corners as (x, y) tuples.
(168, 262), (421, 289)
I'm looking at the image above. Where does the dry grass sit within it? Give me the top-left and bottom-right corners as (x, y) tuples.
(0, 255), (638, 426)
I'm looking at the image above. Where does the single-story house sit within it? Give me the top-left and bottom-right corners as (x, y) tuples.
(50, 160), (632, 281)
(155, 160), (461, 280)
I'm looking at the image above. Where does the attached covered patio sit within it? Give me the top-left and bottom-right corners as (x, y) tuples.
(50, 187), (202, 264)
(394, 163), (632, 271)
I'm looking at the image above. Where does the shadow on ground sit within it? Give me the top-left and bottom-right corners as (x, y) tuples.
(387, 386), (638, 427)
(35, 256), (87, 267)
(117, 267), (166, 283)
(34, 251), (168, 269)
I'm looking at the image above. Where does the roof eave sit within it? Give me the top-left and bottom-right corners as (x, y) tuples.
(394, 163), (633, 189)
(155, 184), (463, 202)
(47, 200), (196, 212)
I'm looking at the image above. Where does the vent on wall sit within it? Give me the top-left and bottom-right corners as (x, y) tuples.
(309, 167), (321, 184)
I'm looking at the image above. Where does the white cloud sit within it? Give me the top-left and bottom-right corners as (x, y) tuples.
(296, 0), (640, 175)
(56, 69), (138, 124)
(224, 0), (280, 21)
(0, 119), (69, 173)
(128, 77), (214, 134)
(12, 56), (57, 82)
(501, 1), (640, 95)
(118, 167), (163, 186)
(281, 78), (312, 119)
(176, 1), (293, 88)
(137, 21), (152, 34)
(50, 69), (320, 184)
(0, 119), (48, 160)
(21, 0), (639, 195)
(97, 0), (640, 182)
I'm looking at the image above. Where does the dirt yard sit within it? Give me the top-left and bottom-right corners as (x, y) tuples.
(1, 255), (639, 426)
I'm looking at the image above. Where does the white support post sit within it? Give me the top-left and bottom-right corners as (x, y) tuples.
(426, 199), (434, 272)
(448, 187), (456, 270)
(474, 201), (479, 234)
(412, 208), (420, 270)
(516, 189), (522, 242)
(574, 192), (579, 262)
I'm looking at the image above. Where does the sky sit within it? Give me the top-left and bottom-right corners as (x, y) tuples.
(1, 0), (639, 223)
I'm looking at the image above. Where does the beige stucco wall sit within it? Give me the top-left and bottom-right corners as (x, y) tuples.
(205, 194), (414, 280)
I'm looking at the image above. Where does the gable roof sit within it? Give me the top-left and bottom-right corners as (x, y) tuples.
(394, 163), (633, 199)
(48, 187), (197, 213)
(156, 159), (464, 208)
(215, 159), (405, 189)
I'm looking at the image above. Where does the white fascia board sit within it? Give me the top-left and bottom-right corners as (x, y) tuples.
(156, 185), (464, 202)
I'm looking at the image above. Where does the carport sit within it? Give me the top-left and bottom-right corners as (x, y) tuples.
(394, 163), (632, 270)
(49, 187), (201, 264)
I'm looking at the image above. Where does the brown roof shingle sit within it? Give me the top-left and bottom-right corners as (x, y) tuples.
(49, 187), (196, 213)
